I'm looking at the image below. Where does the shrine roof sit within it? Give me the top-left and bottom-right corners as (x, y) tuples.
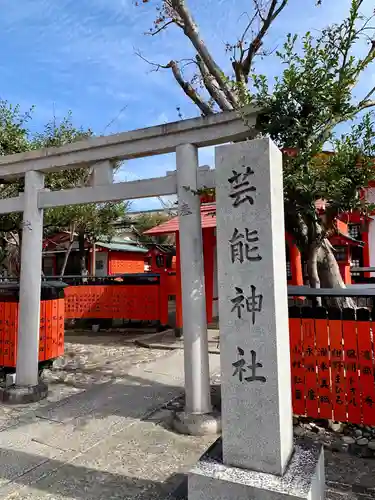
(145, 203), (364, 247)
(145, 204), (216, 235)
(331, 231), (364, 247)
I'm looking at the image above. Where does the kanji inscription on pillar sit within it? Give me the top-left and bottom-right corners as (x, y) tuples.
(215, 139), (293, 476)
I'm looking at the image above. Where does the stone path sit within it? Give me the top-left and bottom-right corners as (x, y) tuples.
(0, 331), (168, 429)
(134, 329), (220, 354)
(0, 332), (220, 499)
(0, 331), (375, 499)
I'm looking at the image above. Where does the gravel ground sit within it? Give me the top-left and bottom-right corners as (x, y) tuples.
(0, 334), (214, 500)
(0, 330), (168, 423)
(48, 332), (168, 387)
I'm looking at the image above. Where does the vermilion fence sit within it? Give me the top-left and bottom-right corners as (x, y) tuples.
(64, 273), (169, 327)
(0, 299), (64, 368)
(289, 306), (375, 425)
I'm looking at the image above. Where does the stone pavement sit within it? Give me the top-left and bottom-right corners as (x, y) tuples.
(0, 332), (375, 499)
(0, 334), (220, 500)
(134, 329), (220, 355)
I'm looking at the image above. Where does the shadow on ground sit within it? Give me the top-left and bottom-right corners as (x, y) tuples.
(1, 373), (187, 432)
(2, 439), (375, 500)
(1, 375), (375, 499)
(0, 374), (202, 499)
(0, 446), (188, 500)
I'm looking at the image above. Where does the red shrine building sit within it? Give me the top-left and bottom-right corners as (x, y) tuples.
(145, 190), (375, 328)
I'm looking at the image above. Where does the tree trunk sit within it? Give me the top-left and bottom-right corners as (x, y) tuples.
(60, 240), (74, 278)
(16, 227), (22, 278)
(317, 239), (355, 308)
(91, 242), (96, 277)
(288, 213), (355, 309)
(306, 243), (322, 307)
(60, 225), (75, 278)
(0, 237), (8, 279)
(78, 230), (86, 276)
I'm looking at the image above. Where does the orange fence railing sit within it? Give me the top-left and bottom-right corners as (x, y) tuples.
(64, 274), (169, 326)
(0, 299), (64, 368)
(289, 306), (375, 425)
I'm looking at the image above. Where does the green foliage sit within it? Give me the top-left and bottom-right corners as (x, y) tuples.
(245, 0), (375, 250)
(133, 212), (173, 244)
(0, 101), (33, 156)
(33, 112), (93, 191)
(138, 0), (374, 290)
(317, 116), (375, 215)
(0, 101), (127, 258)
(0, 102), (32, 233)
(45, 202), (127, 243)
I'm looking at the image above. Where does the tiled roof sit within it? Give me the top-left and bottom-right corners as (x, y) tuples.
(145, 204), (216, 235)
(96, 241), (148, 253)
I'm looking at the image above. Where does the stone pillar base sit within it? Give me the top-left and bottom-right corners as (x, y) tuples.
(0, 380), (48, 404)
(188, 437), (324, 500)
(174, 327), (183, 338)
(172, 411), (221, 436)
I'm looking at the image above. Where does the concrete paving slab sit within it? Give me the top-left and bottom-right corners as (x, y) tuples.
(31, 351), (220, 454)
(0, 341), (375, 500)
(325, 450), (375, 498)
(0, 341), (167, 426)
(0, 419), (216, 500)
(0, 348), (221, 500)
(135, 329), (220, 355)
(30, 386), (178, 453)
(0, 424), (64, 489)
(34, 351), (191, 425)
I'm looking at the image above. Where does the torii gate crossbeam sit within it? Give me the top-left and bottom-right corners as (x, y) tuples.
(0, 107), (259, 420)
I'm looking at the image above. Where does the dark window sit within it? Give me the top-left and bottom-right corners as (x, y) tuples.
(348, 224), (361, 239)
(156, 255), (164, 268)
(350, 245), (363, 278)
(43, 257), (54, 276)
(335, 247), (347, 262)
(56, 251), (88, 275)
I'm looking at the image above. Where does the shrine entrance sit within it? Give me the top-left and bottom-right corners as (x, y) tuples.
(0, 107), (259, 416)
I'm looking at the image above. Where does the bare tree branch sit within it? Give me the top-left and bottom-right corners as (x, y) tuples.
(238, 10), (258, 48)
(239, 0), (288, 81)
(145, 19), (175, 36)
(135, 50), (172, 72)
(356, 39), (375, 75)
(195, 55), (234, 111)
(253, 0), (266, 22)
(230, 11), (258, 84)
(162, 0), (184, 28)
(168, 60), (214, 115)
(358, 99), (375, 111)
(135, 50), (213, 115)
(171, 0), (239, 107)
(364, 84), (375, 102)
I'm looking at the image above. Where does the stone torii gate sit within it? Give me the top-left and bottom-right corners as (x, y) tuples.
(0, 108), (259, 422)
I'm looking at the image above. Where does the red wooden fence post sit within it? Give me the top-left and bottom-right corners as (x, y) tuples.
(343, 308), (362, 424)
(301, 307), (319, 419)
(357, 308), (375, 425)
(159, 273), (169, 327)
(328, 308), (347, 423)
(289, 306), (305, 416)
(314, 307), (332, 420)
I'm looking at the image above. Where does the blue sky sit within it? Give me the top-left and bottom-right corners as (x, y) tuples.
(0, 0), (374, 210)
